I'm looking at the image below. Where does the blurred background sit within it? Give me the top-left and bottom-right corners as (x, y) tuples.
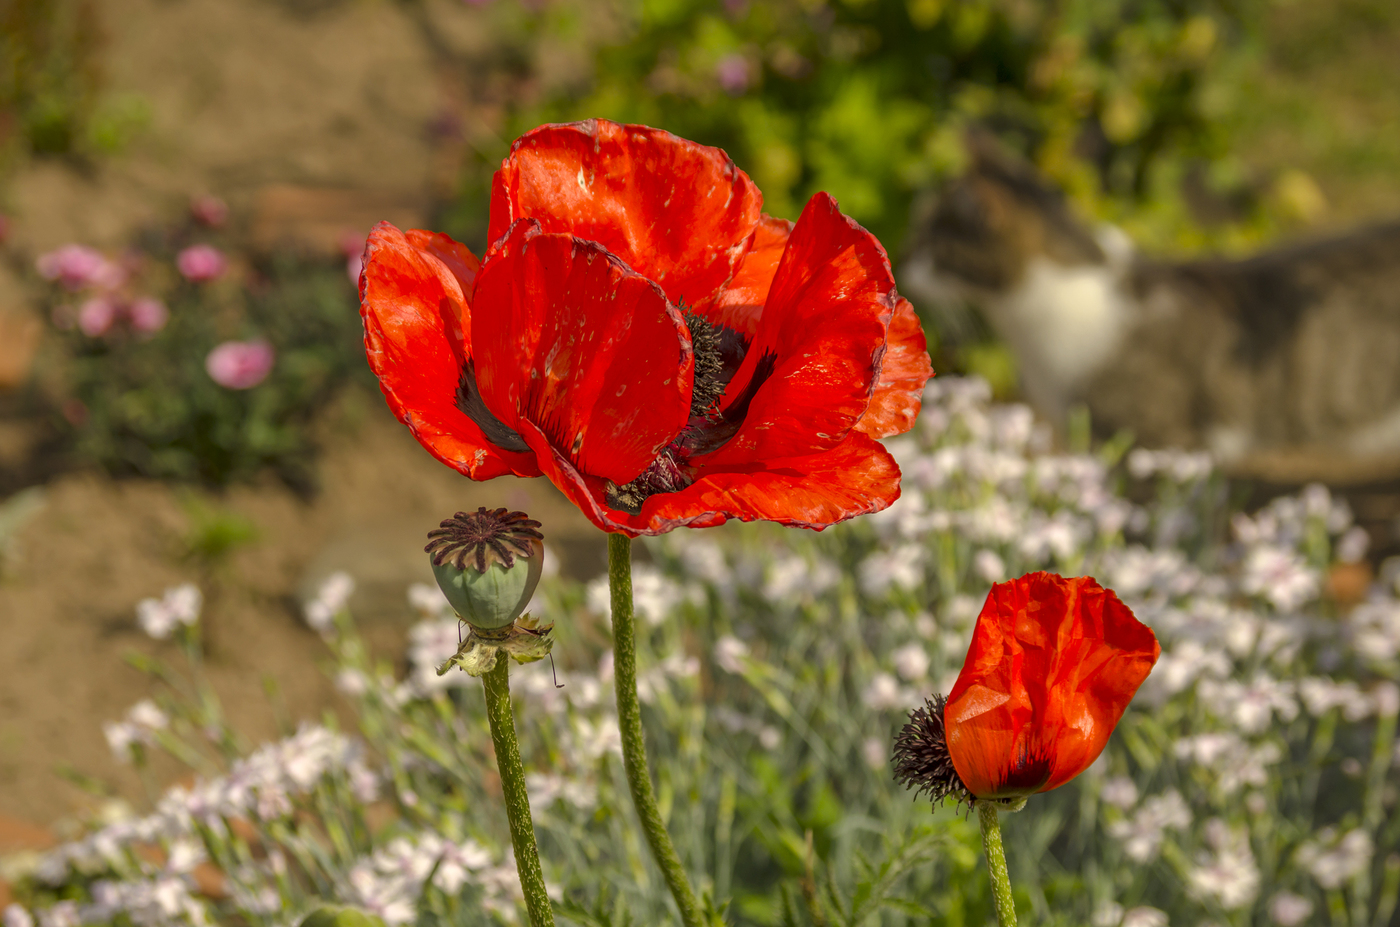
(1, 0), (1398, 867)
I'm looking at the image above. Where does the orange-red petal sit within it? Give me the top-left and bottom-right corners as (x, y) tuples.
(944, 573), (1160, 799)
(516, 422), (903, 536)
(698, 193), (898, 468)
(702, 214), (792, 336)
(470, 220), (693, 486)
(488, 119), (763, 308)
(359, 221), (541, 480)
(854, 297), (934, 439)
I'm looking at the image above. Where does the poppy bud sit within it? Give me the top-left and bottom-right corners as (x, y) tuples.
(894, 572), (1159, 806)
(425, 508), (544, 630)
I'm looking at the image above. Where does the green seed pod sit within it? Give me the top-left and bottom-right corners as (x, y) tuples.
(425, 507), (545, 631)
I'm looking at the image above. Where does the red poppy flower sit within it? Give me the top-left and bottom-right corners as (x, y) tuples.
(360, 119), (932, 536)
(944, 572), (1160, 799)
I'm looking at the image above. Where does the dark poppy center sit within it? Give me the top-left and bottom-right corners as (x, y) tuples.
(605, 309), (775, 514)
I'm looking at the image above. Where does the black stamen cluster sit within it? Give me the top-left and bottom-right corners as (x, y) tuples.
(683, 308), (726, 420)
(892, 694), (973, 810)
(425, 507), (543, 574)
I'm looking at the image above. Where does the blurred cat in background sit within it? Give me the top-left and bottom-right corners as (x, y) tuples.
(900, 134), (1400, 484)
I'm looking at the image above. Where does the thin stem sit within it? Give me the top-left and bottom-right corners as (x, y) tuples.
(481, 657), (555, 927)
(608, 532), (706, 927)
(976, 801), (1017, 927)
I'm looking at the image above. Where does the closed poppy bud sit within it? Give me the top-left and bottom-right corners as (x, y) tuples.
(943, 572), (1159, 800)
(425, 508), (544, 630)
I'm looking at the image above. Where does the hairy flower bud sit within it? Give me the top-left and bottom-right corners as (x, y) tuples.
(425, 508), (544, 630)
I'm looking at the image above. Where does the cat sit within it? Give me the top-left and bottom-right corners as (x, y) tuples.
(900, 135), (1400, 484)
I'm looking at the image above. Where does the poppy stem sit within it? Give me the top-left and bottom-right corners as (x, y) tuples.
(975, 801), (1017, 927)
(608, 532), (707, 927)
(481, 656), (556, 927)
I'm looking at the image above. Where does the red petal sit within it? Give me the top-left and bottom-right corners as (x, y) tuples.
(470, 220), (693, 486)
(359, 221), (541, 480)
(702, 214), (792, 336)
(944, 574), (1160, 799)
(518, 421), (901, 537)
(854, 297), (934, 439)
(489, 119), (762, 308)
(698, 193), (898, 468)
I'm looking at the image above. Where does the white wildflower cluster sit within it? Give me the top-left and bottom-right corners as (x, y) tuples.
(1295, 828), (1374, 890)
(37, 725), (377, 884)
(1188, 819), (1261, 910)
(343, 831), (507, 925)
(136, 584), (202, 640)
(1106, 790), (1192, 862)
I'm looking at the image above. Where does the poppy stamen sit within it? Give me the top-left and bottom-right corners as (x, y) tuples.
(892, 694), (973, 809)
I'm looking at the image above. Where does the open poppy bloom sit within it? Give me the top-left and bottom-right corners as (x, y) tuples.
(360, 119), (932, 536)
(942, 573), (1158, 800)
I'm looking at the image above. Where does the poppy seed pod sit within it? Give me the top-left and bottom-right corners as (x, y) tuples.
(425, 508), (544, 630)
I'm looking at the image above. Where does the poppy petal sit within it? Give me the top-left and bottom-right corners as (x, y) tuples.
(698, 193), (898, 468)
(470, 220), (693, 486)
(702, 214), (792, 336)
(489, 119), (763, 308)
(944, 573), (1159, 799)
(854, 297), (934, 439)
(517, 420), (901, 537)
(360, 221), (541, 480)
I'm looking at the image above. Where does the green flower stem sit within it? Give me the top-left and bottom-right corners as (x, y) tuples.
(481, 657), (555, 927)
(976, 801), (1017, 927)
(608, 532), (705, 927)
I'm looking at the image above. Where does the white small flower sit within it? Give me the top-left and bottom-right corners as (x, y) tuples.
(1100, 775), (1138, 810)
(859, 545), (926, 596)
(861, 673), (909, 711)
(1336, 526), (1369, 564)
(1188, 819), (1260, 910)
(1267, 891), (1314, 927)
(127, 699), (169, 731)
(1107, 789), (1191, 862)
(3, 905), (34, 927)
(862, 737), (886, 770)
(1240, 545), (1318, 612)
(972, 549), (1005, 583)
(305, 571), (355, 633)
(891, 642), (930, 682)
(136, 584), (203, 639)
(714, 635), (750, 675)
(335, 668), (370, 697)
(1297, 828), (1373, 890)
(407, 582), (452, 618)
(35, 902), (79, 927)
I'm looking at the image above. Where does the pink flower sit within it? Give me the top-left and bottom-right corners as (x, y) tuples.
(177, 245), (227, 282)
(77, 296), (118, 337)
(127, 297), (169, 334)
(341, 230), (368, 285)
(715, 54), (752, 95)
(36, 244), (124, 291)
(206, 339), (274, 389)
(190, 194), (228, 228)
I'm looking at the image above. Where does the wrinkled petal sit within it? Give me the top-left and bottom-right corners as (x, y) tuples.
(945, 573), (1159, 799)
(489, 119), (762, 308)
(518, 423), (902, 536)
(471, 220), (693, 485)
(360, 222), (540, 479)
(702, 214), (792, 335)
(855, 297), (933, 439)
(699, 193), (899, 467)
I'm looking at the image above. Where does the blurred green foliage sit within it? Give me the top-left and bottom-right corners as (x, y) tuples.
(0, 0), (146, 164)
(463, 0), (1278, 260)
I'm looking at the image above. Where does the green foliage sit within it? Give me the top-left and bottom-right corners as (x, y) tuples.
(483, 0), (1273, 257)
(0, 0), (136, 161)
(179, 493), (260, 565)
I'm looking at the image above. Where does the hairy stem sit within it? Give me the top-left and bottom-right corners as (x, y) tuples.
(608, 532), (705, 927)
(976, 801), (1017, 927)
(482, 657), (555, 927)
